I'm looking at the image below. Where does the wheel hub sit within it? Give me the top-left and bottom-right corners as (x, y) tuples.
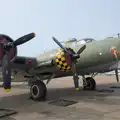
(31, 85), (39, 98)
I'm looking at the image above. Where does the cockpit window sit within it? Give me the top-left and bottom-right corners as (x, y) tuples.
(83, 38), (95, 43)
(77, 40), (86, 45)
(58, 38), (95, 48)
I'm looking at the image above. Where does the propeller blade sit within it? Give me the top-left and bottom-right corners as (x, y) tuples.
(52, 37), (72, 55)
(2, 52), (11, 91)
(13, 33), (35, 46)
(77, 44), (86, 54)
(115, 69), (119, 83)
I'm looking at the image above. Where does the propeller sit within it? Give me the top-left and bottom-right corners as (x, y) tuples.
(1, 32), (35, 91)
(52, 37), (86, 60)
(52, 37), (86, 90)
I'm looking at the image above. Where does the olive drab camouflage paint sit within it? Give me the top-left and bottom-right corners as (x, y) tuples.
(27, 36), (120, 80)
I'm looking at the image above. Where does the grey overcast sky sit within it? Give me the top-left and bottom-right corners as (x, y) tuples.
(0, 0), (120, 57)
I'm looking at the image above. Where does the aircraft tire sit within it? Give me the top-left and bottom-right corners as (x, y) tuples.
(29, 80), (47, 101)
(83, 77), (96, 90)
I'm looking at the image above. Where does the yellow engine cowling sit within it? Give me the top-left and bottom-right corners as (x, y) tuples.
(55, 48), (72, 72)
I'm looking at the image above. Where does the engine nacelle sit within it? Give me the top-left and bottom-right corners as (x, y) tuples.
(55, 48), (72, 72)
(0, 34), (17, 65)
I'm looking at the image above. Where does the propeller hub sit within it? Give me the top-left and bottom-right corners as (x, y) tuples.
(72, 54), (80, 59)
(4, 42), (14, 51)
(0, 35), (17, 63)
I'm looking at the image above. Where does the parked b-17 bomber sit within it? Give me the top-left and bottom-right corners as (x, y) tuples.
(0, 32), (119, 101)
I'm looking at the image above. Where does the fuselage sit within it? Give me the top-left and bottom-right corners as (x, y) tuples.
(31, 37), (120, 78)
(75, 37), (120, 74)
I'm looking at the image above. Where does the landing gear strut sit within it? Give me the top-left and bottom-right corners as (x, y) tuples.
(29, 80), (47, 101)
(83, 77), (96, 90)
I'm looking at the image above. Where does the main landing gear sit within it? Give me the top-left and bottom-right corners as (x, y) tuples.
(82, 77), (96, 90)
(29, 80), (47, 101)
(82, 73), (98, 90)
(73, 73), (97, 91)
(29, 74), (97, 101)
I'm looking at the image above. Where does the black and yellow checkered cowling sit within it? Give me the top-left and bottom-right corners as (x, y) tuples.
(55, 49), (72, 72)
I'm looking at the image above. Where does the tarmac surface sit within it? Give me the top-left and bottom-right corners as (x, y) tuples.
(0, 75), (120, 120)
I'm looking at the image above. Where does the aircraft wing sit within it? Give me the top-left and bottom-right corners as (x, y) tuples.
(0, 54), (67, 82)
(4, 56), (37, 82)
(10, 55), (63, 82)
(11, 56), (37, 71)
(0, 54), (63, 82)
